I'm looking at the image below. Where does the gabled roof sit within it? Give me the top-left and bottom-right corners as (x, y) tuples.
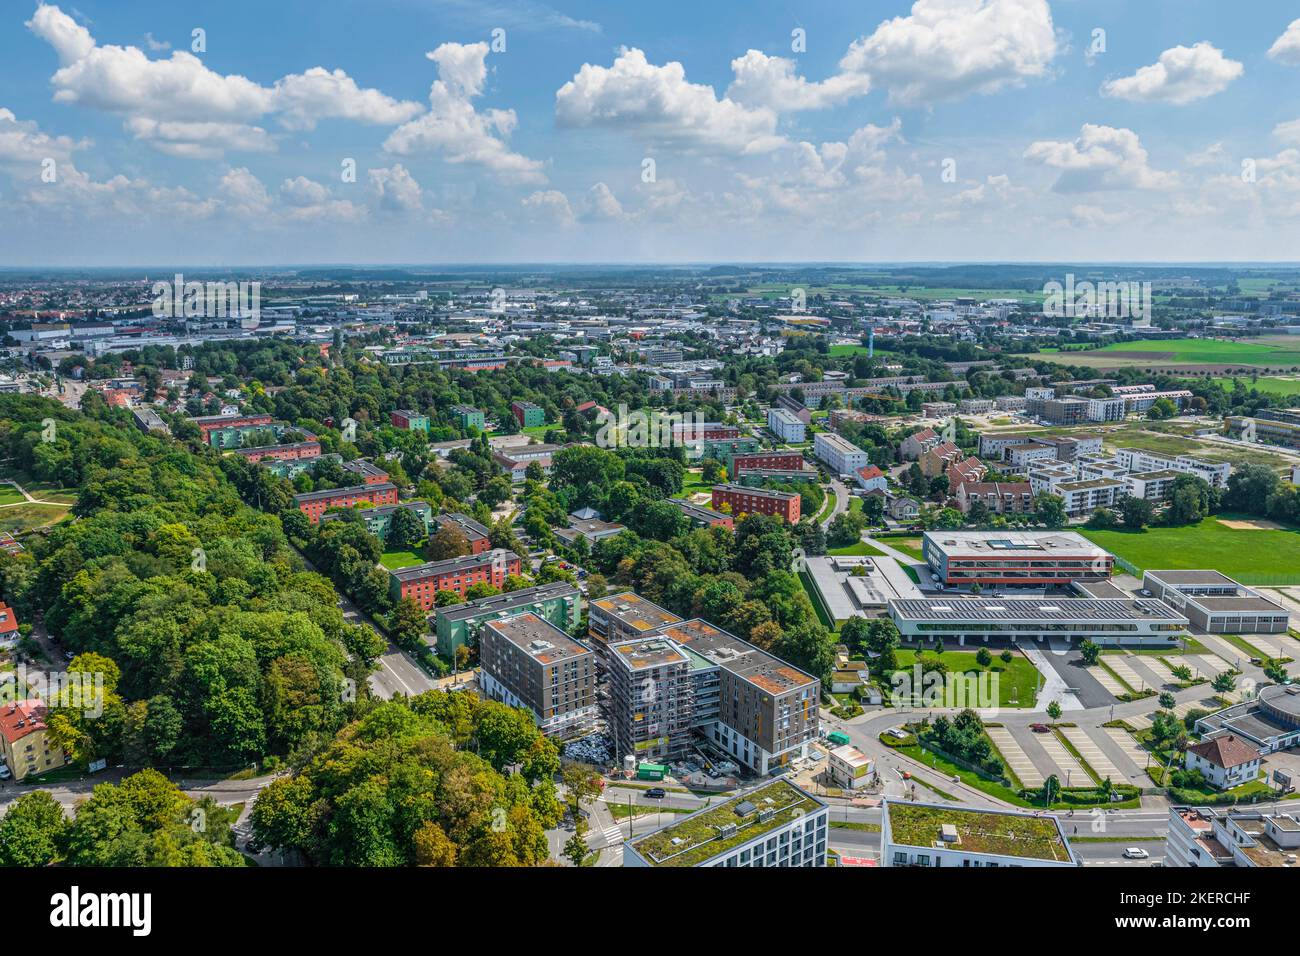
(1188, 735), (1259, 769)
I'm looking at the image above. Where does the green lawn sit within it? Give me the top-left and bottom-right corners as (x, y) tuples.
(881, 536), (925, 561)
(380, 549), (427, 569)
(0, 503), (70, 534)
(1081, 517), (1300, 584)
(1035, 336), (1300, 370)
(0, 486), (25, 505)
(0, 468), (79, 504)
(893, 648), (1041, 708)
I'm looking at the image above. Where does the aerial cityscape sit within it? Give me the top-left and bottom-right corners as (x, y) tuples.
(1, 0), (1297, 936)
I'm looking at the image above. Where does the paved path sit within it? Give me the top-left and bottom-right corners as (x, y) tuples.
(1020, 644), (1082, 713)
(1101, 655), (1153, 695)
(821, 478), (851, 529)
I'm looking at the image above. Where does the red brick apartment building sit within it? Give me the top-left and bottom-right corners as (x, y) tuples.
(433, 512), (492, 554)
(729, 451), (806, 478)
(342, 460), (391, 485)
(672, 423), (740, 442)
(711, 484), (801, 523)
(388, 548), (522, 610)
(233, 440), (321, 462)
(293, 482), (399, 523)
(190, 413), (274, 441)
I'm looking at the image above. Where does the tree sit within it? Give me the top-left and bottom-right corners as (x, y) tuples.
(1079, 639), (1101, 666)
(0, 790), (68, 866)
(1158, 691), (1176, 710)
(563, 820), (590, 867)
(1146, 398), (1177, 420)
(386, 506), (428, 551)
(975, 647), (992, 667)
(388, 597), (429, 650)
(1119, 494), (1154, 530)
(426, 524), (470, 560)
(1085, 508), (1117, 530)
(1045, 699), (1062, 721)
(1033, 493), (1067, 528)
(1212, 671), (1237, 694)
(1000, 649), (1013, 665)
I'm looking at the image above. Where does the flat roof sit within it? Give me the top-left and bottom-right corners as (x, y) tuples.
(890, 596), (1186, 623)
(656, 618), (816, 694)
(923, 530), (1108, 560)
(483, 612), (590, 665)
(433, 581), (578, 623)
(712, 483), (800, 502)
(293, 481), (397, 503)
(628, 779), (824, 867)
(886, 801), (1075, 863)
(609, 636), (691, 671)
(1146, 569), (1237, 586)
(591, 592), (682, 632)
(388, 547), (514, 582)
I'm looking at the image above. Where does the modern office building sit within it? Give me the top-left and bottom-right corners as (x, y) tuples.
(656, 618), (820, 774)
(390, 409), (430, 432)
(588, 591), (683, 652)
(766, 406), (806, 443)
(711, 484), (801, 523)
(387, 548), (522, 610)
(478, 612), (596, 739)
(813, 432), (869, 476)
(921, 531), (1113, 586)
(1166, 805), (1300, 867)
(293, 482), (399, 524)
(888, 595), (1189, 647)
(432, 581), (580, 661)
(881, 801), (1080, 868)
(624, 779), (828, 868)
(1193, 684), (1300, 755)
(606, 635), (695, 763)
(1142, 570), (1291, 634)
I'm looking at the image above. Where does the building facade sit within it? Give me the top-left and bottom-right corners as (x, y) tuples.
(478, 613), (596, 739)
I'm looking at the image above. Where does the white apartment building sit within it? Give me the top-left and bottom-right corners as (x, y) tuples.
(1166, 806), (1300, 867)
(767, 407), (805, 443)
(1087, 396), (1127, 422)
(814, 432), (869, 476)
(1113, 448), (1231, 489)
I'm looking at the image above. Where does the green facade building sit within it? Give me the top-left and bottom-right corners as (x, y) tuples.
(432, 581), (581, 660)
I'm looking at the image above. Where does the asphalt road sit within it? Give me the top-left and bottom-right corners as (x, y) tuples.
(822, 478), (851, 528)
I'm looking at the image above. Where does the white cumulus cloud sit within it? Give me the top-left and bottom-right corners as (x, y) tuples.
(1101, 42), (1243, 105)
(1024, 124), (1179, 192)
(725, 50), (870, 111)
(1267, 19), (1300, 65)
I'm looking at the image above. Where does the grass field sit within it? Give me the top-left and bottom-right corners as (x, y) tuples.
(0, 503), (70, 534)
(893, 648), (1040, 708)
(0, 468), (79, 504)
(1081, 517), (1300, 584)
(1035, 336), (1300, 370)
(827, 541), (885, 556)
(380, 549), (427, 569)
(0, 486), (25, 505)
(880, 536), (925, 561)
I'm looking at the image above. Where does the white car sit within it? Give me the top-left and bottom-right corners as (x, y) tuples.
(0, 764), (11, 780)
(1122, 847), (1150, 860)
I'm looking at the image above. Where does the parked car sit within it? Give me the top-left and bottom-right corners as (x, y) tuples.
(1030, 723), (1051, 733)
(1123, 847), (1150, 860)
(644, 788), (666, 799)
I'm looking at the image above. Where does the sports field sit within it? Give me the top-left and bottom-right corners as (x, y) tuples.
(1081, 517), (1300, 584)
(1035, 336), (1300, 371)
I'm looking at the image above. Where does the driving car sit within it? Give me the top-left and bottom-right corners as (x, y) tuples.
(644, 788), (666, 799)
(1122, 847), (1150, 860)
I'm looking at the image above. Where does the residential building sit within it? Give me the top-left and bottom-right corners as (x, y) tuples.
(321, 500), (432, 542)
(888, 496), (921, 521)
(0, 600), (18, 649)
(432, 581), (581, 661)
(432, 511), (492, 554)
(342, 459), (390, 485)
(855, 465), (888, 493)
(1087, 396), (1127, 422)
(624, 779), (828, 868)
(656, 618), (821, 774)
(953, 480), (1032, 515)
(390, 409), (430, 432)
(1038, 397), (1091, 425)
(188, 412), (273, 442)
(767, 407), (805, 443)
(827, 745), (874, 790)
(1166, 805), (1300, 867)
(232, 440), (321, 462)
(1143, 570), (1290, 634)
(919, 440), (962, 478)
(511, 400), (545, 429)
(478, 612), (596, 739)
(588, 591), (683, 652)
(668, 498), (734, 530)
(773, 393), (812, 425)
(921, 530), (1114, 586)
(729, 450), (806, 479)
(554, 510), (627, 546)
(994, 395), (1027, 412)
(813, 432), (869, 476)
(958, 398), (994, 414)
(493, 443), (564, 482)
(387, 548), (522, 610)
(1184, 736), (1263, 791)
(606, 635), (695, 762)
(882, 800), (1080, 868)
(711, 483), (801, 523)
(293, 482), (399, 524)
(451, 404), (486, 431)
(921, 401), (957, 418)
(0, 700), (71, 782)
(1006, 442), (1057, 472)
(1113, 448), (1232, 489)
(900, 427), (940, 461)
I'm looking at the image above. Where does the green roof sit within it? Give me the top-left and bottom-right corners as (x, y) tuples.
(886, 802), (1072, 863)
(628, 780), (822, 867)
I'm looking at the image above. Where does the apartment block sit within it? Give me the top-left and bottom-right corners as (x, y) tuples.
(189, 412), (273, 442)
(668, 498), (734, 530)
(432, 511), (492, 553)
(588, 591), (683, 652)
(320, 500), (432, 541)
(813, 432), (869, 476)
(387, 548), (522, 610)
(232, 440), (321, 462)
(478, 613), (596, 739)
(390, 409), (430, 432)
(451, 404), (486, 430)
(606, 635), (695, 762)
(293, 481), (399, 524)
(711, 484), (800, 523)
(766, 407), (805, 443)
(433, 581), (581, 662)
(342, 459), (390, 485)
(1113, 447), (1232, 489)
(1166, 806), (1300, 867)
(0, 700), (71, 782)
(730, 451), (806, 479)
(511, 400), (546, 428)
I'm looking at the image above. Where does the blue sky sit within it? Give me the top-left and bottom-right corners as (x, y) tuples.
(2, 0), (1300, 265)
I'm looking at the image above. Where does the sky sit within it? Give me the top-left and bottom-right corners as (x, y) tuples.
(1, 0), (1300, 266)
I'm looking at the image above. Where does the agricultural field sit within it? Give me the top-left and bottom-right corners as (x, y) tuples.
(1081, 517), (1300, 585)
(1033, 336), (1300, 372)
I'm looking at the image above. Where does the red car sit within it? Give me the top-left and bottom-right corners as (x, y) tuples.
(1030, 723), (1051, 733)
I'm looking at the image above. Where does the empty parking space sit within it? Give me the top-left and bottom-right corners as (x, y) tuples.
(1196, 635), (1250, 670)
(1143, 657), (1180, 685)
(987, 727), (1044, 788)
(1102, 656), (1155, 694)
(1037, 733), (1093, 787)
(1173, 698), (1220, 720)
(1234, 633), (1297, 660)
(1060, 726), (1126, 784)
(1102, 728), (1156, 780)
(1085, 665), (1125, 697)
